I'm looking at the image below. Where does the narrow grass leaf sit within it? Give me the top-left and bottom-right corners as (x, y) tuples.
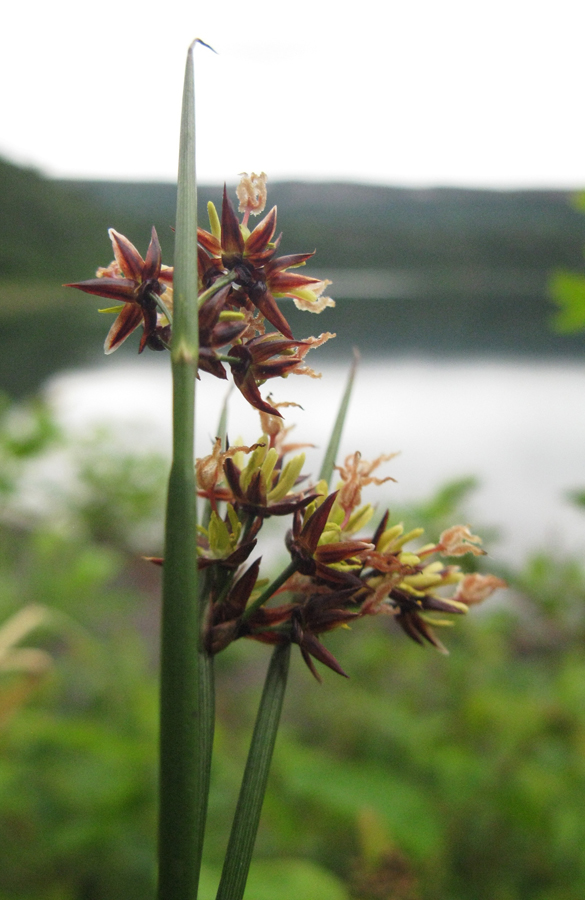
(158, 40), (213, 900)
(319, 348), (359, 487)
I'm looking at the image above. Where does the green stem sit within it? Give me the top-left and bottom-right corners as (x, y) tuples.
(157, 42), (213, 900)
(240, 513), (257, 543)
(198, 271), (238, 308)
(150, 290), (174, 325)
(215, 643), (291, 900)
(241, 559), (298, 622)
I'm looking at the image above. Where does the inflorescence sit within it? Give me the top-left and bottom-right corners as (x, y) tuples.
(68, 174), (506, 679)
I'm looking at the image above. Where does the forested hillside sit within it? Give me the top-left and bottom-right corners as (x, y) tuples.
(3, 156), (585, 396)
(4, 157), (585, 281)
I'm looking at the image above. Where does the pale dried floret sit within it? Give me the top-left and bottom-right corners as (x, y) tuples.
(454, 573), (507, 605)
(96, 260), (123, 279)
(286, 332), (336, 379)
(438, 524), (486, 557)
(236, 172), (268, 217)
(234, 309), (266, 343)
(361, 579), (408, 615)
(335, 450), (398, 519)
(258, 402), (314, 456)
(259, 402), (303, 438)
(290, 280), (336, 314)
(196, 437), (262, 493)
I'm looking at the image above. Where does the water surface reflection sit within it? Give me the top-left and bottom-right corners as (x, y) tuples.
(46, 358), (585, 564)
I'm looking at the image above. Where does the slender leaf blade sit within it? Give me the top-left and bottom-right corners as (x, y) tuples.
(319, 348), (359, 486)
(201, 387), (232, 530)
(158, 40), (213, 900)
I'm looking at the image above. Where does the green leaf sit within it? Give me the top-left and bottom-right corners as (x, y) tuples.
(158, 40), (213, 900)
(569, 488), (585, 508)
(415, 477), (478, 523)
(319, 349), (359, 487)
(200, 861), (349, 900)
(244, 859), (349, 900)
(549, 270), (585, 333)
(201, 388), (233, 531)
(216, 388), (231, 448)
(571, 191), (585, 214)
(273, 739), (443, 862)
(172, 42), (199, 360)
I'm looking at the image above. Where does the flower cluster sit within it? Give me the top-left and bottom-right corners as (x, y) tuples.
(67, 173), (334, 417)
(192, 415), (506, 679)
(70, 171), (507, 680)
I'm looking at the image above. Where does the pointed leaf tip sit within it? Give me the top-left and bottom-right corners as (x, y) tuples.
(192, 37), (217, 54)
(319, 353), (359, 486)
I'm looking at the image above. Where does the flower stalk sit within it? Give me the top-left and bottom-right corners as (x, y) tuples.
(198, 271), (238, 308)
(149, 290), (173, 326)
(215, 643), (291, 900)
(241, 559), (299, 622)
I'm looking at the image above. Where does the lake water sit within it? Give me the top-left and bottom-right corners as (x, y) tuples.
(45, 357), (585, 566)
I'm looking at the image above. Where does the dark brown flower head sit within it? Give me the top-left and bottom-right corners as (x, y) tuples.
(66, 227), (173, 354)
(288, 492), (374, 586)
(197, 284), (250, 379)
(228, 331), (334, 416)
(207, 558), (263, 653)
(356, 509), (508, 653)
(242, 584), (361, 682)
(290, 609), (350, 682)
(394, 609), (450, 654)
(223, 454), (318, 519)
(197, 175), (335, 338)
(145, 536), (257, 575)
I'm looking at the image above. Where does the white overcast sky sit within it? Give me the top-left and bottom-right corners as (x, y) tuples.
(2, 0), (584, 189)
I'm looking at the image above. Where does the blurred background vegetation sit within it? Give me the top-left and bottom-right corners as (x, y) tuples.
(4, 155), (585, 899)
(3, 395), (585, 900)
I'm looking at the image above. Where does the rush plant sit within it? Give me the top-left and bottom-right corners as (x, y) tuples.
(67, 41), (505, 900)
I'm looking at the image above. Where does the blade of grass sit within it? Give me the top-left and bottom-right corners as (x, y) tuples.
(216, 389), (231, 448)
(215, 642), (292, 900)
(319, 348), (360, 486)
(201, 387), (233, 531)
(158, 40), (213, 900)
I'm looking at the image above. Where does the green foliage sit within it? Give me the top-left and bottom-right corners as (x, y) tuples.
(0, 158), (109, 282)
(199, 859), (349, 900)
(548, 194), (585, 334)
(549, 270), (585, 332)
(570, 489), (585, 508)
(0, 392), (167, 554)
(0, 526), (158, 900)
(0, 392), (60, 496)
(571, 192), (585, 215)
(3, 397), (585, 899)
(67, 429), (168, 552)
(394, 476), (480, 540)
